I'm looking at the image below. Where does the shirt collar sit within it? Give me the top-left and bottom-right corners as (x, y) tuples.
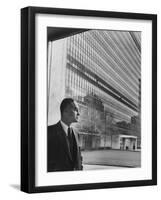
(60, 120), (70, 135)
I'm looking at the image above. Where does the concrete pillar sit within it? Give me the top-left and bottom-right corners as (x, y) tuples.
(48, 38), (67, 125)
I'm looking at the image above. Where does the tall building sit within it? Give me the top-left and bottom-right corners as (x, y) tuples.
(47, 29), (141, 150)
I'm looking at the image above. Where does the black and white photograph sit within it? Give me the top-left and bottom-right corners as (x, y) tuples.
(20, 6), (157, 193)
(47, 28), (141, 172)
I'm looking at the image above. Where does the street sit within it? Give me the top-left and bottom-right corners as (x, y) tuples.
(81, 149), (141, 170)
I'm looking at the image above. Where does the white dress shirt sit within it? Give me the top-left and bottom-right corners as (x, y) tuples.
(60, 120), (71, 136)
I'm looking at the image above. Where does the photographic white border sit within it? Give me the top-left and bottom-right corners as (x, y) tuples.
(35, 14), (152, 187)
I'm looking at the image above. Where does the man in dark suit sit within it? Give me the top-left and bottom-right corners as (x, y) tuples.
(47, 98), (83, 172)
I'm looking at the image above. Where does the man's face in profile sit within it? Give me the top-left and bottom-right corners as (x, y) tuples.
(64, 101), (80, 124)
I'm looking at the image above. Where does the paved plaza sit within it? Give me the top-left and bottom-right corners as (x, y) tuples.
(81, 149), (141, 170)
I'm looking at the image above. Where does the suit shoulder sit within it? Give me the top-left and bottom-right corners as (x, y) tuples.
(48, 122), (59, 134)
(48, 123), (57, 129)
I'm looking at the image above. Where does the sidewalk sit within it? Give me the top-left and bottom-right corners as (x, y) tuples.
(82, 149), (141, 168)
(83, 164), (127, 170)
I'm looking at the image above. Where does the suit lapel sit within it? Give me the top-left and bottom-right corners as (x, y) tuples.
(72, 128), (79, 161)
(57, 122), (73, 162)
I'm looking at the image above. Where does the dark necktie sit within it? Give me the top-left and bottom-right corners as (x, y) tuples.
(67, 127), (74, 157)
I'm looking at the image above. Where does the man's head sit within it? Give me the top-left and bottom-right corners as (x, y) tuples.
(60, 98), (80, 126)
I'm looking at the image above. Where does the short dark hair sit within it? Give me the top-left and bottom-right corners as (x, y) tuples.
(60, 98), (74, 115)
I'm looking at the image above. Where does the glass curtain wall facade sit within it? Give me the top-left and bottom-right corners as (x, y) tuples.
(48, 29), (141, 150)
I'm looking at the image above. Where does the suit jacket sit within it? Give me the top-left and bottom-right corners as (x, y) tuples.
(47, 121), (83, 172)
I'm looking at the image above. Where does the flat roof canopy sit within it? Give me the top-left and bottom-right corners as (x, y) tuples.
(47, 27), (89, 41)
(118, 135), (137, 139)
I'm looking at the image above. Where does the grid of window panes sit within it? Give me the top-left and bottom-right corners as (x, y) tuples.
(65, 30), (141, 136)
